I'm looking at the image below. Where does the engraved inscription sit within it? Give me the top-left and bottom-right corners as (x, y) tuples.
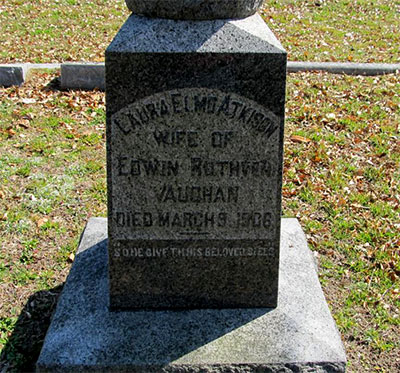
(156, 185), (239, 203)
(112, 91), (279, 139)
(153, 130), (200, 147)
(110, 88), (282, 241)
(113, 246), (277, 258)
(116, 157), (273, 178)
(114, 211), (272, 229)
(190, 158), (272, 178)
(117, 157), (180, 177)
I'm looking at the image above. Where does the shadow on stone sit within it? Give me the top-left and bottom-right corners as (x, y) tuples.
(36, 233), (272, 370)
(0, 286), (63, 372)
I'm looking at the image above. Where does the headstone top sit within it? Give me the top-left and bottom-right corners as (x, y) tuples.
(125, 0), (264, 20)
(107, 14), (285, 55)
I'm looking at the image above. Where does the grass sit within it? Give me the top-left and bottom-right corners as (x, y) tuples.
(0, 0), (399, 63)
(0, 0), (128, 63)
(283, 72), (400, 372)
(261, 0), (400, 63)
(0, 72), (107, 371)
(0, 70), (399, 372)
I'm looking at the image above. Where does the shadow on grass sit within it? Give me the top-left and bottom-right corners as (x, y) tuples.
(43, 76), (61, 92)
(43, 76), (104, 93)
(0, 286), (63, 373)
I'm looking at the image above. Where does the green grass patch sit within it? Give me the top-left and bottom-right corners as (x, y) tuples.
(0, 1), (399, 63)
(283, 71), (400, 370)
(262, 0), (400, 63)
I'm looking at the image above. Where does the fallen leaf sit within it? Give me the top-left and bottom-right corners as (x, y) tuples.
(389, 272), (398, 282)
(18, 119), (30, 129)
(282, 189), (297, 197)
(312, 153), (323, 162)
(6, 128), (16, 137)
(22, 98), (36, 104)
(36, 217), (49, 228)
(291, 135), (311, 143)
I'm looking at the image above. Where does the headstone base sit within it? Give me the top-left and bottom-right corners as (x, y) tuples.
(36, 218), (346, 372)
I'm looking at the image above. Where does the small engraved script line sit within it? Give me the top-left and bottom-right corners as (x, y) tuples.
(178, 231), (210, 235)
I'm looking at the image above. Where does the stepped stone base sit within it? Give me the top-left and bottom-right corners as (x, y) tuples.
(36, 218), (346, 372)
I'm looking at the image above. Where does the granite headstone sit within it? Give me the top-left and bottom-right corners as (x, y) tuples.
(106, 4), (286, 309)
(37, 1), (347, 371)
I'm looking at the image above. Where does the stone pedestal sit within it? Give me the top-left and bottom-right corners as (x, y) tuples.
(106, 14), (287, 309)
(36, 218), (346, 372)
(37, 1), (347, 369)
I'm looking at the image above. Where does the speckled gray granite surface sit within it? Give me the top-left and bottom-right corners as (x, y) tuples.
(0, 64), (26, 87)
(106, 14), (287, 309)
(36, 218), (346, 372)
(125, 0), (264, 20)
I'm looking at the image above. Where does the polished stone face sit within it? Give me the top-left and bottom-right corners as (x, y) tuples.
(125, 0), (264, 20)
(109, 88), (281, 242)
(106, 14), (287, 309)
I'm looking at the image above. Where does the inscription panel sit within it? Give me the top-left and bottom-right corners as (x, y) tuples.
(109, 88), (283, 242)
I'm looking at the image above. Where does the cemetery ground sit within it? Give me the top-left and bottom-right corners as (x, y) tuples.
(0, 0), (399, 64)
(0, 70), (399, 372)
(0, 0), (399, 372)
